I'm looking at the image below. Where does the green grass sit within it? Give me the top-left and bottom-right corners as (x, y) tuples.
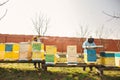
(0, 63), (120, 80)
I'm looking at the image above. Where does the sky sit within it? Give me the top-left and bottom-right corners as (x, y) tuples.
(0, 0), (120, 39)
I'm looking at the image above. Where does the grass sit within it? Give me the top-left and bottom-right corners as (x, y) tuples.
(0, 63), (120, 80)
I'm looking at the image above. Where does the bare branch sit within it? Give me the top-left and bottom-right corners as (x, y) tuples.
(103, 11), (120, 19)
(0, 9), (7, 20)
(43, 18), (50, 36)
(0, 0), (9, 6)
(0, 0), (9, 20)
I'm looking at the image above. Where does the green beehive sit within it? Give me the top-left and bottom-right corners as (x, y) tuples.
(45, 54), (54, 62)
(32, 42), (45, 60)
(45, 45), (57, 64)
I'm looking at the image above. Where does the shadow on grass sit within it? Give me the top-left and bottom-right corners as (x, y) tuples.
(0, 67), (120, 80)
(0, 67), (40, 80)
(100, 75), (120, 80)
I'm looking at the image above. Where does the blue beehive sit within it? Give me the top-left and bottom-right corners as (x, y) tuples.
(84, 49), (96, 63)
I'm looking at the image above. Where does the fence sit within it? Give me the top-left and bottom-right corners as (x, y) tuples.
(0, 34), (120, 53)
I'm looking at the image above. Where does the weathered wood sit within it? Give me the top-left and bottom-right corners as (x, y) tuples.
(44, 62), (99, 67)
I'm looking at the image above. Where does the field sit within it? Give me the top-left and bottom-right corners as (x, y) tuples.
(0, 63), (120, 80)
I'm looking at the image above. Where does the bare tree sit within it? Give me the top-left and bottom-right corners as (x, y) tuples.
(76, 24), (90, 54)
(0, 0), (9, 20)
(95, 26), (107, 51)
(95, 26), (104, 39)
(102, 11), (120, 51)
(95, 25), (116, 51)
(76, 24), (90, 38)
(96, 25), (116, 39)
(112, 28), (120, 51)
(32, 12), (50, 37)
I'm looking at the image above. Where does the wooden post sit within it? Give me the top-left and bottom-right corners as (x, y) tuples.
(41, 60), (47, 71)
(95, 66), (104, 76)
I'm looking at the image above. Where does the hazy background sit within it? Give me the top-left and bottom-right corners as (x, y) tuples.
(0, 0), (120, 39)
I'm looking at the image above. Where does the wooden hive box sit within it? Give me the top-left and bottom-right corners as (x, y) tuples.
(67, 45), (78, 65)
(32, 42), (45, 60)
(0, 43), (5, 60)
(84, 49), (96, 63)
(45, 45), (57, 64)
(19, 42), (32, 60)
(115, 52), (120, 67)
(100, 51), (115, 66)
(4, 43), (13, 61)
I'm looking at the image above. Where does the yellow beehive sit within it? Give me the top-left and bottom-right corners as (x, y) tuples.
(12, 43), (20, 60)
(32, 52), (45, 60)
(4, 52), (13, 60)
(4, 43), (20, 61)
(4, 43), (13, 61)
(100, 51), (120, 66)
(13, 43), (19, 51)
(0, 43), (5, 60)
(100, 57), (115, 66)
(0, 43), (5, 51)
(0, 51), (5, 60)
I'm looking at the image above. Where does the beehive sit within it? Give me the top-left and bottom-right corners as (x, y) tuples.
(4, 43), (20, 61)
(84, 49), (96, 63)
(100, 51), (120, 67)
(0, 43), (5, 60)
(115, 53), (120, 67)
(19, 42), (32, 60)
(12, 43), (19, 60)
(115, 58), (120, 67)
(67, 46), (78, 64)
(100, 57), (115, 66)
(45, 45), (57, 64)
(32, 42), (45, 60)
(4, 43), (13, 60)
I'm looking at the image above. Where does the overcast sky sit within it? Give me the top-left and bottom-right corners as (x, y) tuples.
(0, 0), (120, 39)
